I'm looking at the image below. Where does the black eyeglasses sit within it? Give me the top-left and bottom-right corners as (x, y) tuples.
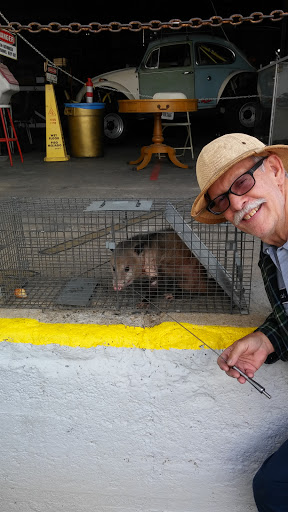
(205, 157), (267, 215)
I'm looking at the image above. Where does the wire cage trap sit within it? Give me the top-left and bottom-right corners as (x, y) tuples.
(0, 197), (255, 313)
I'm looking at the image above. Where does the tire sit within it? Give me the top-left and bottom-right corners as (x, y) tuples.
(237, 101), (260, 130)
(225, 100), (262, 133)
(104, 111), (127, 144)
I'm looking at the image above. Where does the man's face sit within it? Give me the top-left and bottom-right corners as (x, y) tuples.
(207, 155), (287, 244)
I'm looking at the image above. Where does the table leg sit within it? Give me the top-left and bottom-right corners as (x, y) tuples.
(152, 112), (188, 168)
(152, 112), (164, 145)
(130, 146), (153, 170)
(128, 111), (188, 170)
(135, 147), (153, 170)
(129, 146), (149, 165)
(166, 146), (188, 169)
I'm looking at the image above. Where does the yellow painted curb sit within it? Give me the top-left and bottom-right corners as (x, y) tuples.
(0, 318), (255, 350)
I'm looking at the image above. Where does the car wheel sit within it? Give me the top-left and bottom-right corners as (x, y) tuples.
(225, 100), (262, 132)
(238, 101), (260, 129)
(104, 111), (127, 144)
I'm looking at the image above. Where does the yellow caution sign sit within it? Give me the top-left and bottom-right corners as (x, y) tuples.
(44, 84), (70, 162)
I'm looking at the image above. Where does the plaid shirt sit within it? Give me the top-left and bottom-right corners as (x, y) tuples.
(255, 244), (288, 363)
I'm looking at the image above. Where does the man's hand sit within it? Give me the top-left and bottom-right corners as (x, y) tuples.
(217, 331), (275, 384)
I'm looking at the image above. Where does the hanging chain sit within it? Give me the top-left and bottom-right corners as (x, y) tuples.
(0, 10), (286, 89)
(0, 11), (287, 34)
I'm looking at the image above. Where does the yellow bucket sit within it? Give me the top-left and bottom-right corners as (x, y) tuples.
(64, 103), (105, 158)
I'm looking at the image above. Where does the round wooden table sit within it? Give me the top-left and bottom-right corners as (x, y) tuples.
(118, 98), (198, 170)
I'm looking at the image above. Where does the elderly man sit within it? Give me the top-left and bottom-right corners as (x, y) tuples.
(191, 133), (288, 512)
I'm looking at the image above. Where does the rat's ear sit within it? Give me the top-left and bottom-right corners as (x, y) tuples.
(134, 243), (145, 255)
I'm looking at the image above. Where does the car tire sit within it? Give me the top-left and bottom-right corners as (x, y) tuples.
(225, 100), (262, 133)
(104, 111), (128, 144)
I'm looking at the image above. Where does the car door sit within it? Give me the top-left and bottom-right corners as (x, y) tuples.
(193, 41), (238, 109)
(138, 41), (195, 100)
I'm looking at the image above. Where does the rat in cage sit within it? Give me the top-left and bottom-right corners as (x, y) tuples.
(110, 230), (209, 300)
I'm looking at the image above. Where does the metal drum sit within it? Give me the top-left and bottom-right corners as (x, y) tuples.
(64, 102), (105, 157)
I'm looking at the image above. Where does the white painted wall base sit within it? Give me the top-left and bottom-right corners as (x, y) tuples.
(0, 341), (287, 512)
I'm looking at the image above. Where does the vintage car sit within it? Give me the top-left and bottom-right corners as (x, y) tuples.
(76, 34), (259, 142)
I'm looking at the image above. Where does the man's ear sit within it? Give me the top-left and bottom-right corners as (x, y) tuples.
(266, 155), (286, 184)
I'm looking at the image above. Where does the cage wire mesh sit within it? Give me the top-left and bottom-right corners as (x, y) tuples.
(0, 198), (255, 313)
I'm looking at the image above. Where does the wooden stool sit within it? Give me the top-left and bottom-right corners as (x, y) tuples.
(0, 105), (23, 166)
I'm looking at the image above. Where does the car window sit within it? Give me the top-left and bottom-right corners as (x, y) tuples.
(195, 43), (235, 65)
(145, 43), (191, 69)
(145, 48), (159, 69)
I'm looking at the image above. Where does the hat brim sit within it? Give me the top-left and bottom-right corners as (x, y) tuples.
(191, 145), (288, 224)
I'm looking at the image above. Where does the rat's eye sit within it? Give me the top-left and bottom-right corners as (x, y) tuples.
(124, 266), (130, 272)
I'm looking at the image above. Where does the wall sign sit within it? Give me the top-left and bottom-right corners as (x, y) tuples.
(0, 29), (17, 60)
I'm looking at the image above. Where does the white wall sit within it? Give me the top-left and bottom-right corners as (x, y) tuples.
(0, 337), (287, 512)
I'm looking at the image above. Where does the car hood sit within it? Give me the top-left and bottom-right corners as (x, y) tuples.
(93, 67), (139, 98)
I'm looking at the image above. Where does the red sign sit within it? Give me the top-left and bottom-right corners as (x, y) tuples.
(47, 66), (57, 75)
(0, 29), (17, 59)
(45, 62), (58, 84)
(0, 30), (15, 45)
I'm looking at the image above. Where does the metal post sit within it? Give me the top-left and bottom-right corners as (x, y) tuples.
(268, 59), (279, 145)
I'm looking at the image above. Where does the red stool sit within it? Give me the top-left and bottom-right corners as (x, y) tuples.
(0, 105), (23, 166)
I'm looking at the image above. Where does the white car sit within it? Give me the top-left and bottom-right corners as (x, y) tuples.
(77, 34), (259, 142)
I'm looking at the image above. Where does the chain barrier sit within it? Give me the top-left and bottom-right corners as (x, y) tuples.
(0, 11), (287, 33)
(0, 10), (286, 95)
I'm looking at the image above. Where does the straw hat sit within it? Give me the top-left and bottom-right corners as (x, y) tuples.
(191, 133), (288, 224)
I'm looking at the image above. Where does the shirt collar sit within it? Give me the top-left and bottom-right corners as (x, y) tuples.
(263, 240), (288, 254)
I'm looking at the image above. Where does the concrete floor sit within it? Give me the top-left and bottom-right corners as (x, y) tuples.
(0, 122), (200, 199)
(0, 120), (271, 328)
